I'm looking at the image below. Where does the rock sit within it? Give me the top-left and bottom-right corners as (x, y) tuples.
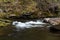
(43, 18), (60, 25)
(48, 25), (60, 34)
(6, 14), (16, 18)
(49, 26), (60, 33)
(43, 18), (60, 30)
(52, 25), (60, 30)
(0, 9), (3, 13)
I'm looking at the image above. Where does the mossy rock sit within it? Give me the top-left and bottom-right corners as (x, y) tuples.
(0, 0), (60, 18)
(0, 18), (15, 36)
(0, 18), (12, 26)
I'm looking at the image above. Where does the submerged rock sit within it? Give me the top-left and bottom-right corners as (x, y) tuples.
(48, 25), (60, 34)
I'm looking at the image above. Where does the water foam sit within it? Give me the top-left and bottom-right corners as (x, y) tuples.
(12, 20), (46, 31)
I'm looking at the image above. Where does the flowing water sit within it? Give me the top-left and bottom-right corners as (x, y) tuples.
(0, 20), (60, 40)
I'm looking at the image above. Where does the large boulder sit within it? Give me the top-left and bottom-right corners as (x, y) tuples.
(43, 18), (60, 30)
(43, 18), (60, 25)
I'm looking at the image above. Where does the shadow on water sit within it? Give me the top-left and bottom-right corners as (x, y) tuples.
(0, 27), (60, 40)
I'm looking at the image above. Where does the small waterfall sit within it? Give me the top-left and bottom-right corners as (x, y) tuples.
(12, 20), (46, 31)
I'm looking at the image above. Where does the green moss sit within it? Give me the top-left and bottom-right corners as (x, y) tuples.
(0, 18), (12, 26)
(0, 18), (15, 36)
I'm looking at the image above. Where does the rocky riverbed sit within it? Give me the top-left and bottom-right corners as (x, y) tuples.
(0, 18), (60, 36)
(0, 18), (60, 40)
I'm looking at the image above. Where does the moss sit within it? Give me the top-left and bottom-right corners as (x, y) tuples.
(0, 18), (15, 36)
(0, 18), (12, 26)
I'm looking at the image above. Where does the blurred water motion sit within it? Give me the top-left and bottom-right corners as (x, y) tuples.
(12, 20), (46, 31)
(0, 20), (60, 40)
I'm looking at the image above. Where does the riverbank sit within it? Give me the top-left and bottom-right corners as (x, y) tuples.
(0, 0), (60, 19)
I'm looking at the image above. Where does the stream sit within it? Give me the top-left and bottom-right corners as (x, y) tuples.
(0, 19), (60, 40)
(12, 20), (47, 31)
